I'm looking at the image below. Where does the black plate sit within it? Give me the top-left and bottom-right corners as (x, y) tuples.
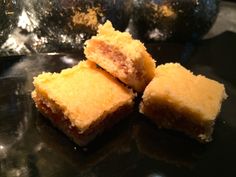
(1, 31), (236, 177)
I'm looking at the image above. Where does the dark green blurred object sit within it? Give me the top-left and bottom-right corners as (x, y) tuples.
(132, 0), (220, 42)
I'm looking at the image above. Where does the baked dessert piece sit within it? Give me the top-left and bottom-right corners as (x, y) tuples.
(140, 63), (227, 143)
(32, 60), (135, 146)
(84, 21), (156, 92)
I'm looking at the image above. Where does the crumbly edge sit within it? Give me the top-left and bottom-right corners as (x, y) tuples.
(85, 39), (155, 92)
(32, 91), (134, 146)
(139, 99), (215, 143)
(84, 21), (156, 92)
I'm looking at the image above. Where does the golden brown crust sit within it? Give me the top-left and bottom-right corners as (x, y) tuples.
(140, 101), (214, 143)
(32, 60), (135, 132)
(84, 21), (156, 92)
(140, 63), (227, 143)
(33, 91), (133, 146)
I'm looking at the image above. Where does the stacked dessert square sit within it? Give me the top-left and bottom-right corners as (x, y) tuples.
(84, 21), (156, 92)
(32, 21), (227, 146)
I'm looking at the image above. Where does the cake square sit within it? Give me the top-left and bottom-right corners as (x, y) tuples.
(84, 21), (156, 92)
(140, 63), (227, 143)
(32, 61), (135, 146)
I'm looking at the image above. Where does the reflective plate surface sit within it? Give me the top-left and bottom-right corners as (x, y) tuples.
(1, 31), (236, 177)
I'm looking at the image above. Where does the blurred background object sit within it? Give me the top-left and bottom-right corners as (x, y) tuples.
(132, 0), (220, 42)
(0, 0), (132, 56)
(0, 0), (19, 47)
(204, 1), (236, 39)
(0, 0), (236, 56)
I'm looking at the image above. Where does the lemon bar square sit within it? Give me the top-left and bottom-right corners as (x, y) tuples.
(32, 61), (135, 146)
(84, 21), (156, 92)
(140, 63), (227, 143)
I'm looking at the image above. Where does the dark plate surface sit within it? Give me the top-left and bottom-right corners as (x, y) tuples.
(1, 31), (236, 177)
(1, 2), (236, 176)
